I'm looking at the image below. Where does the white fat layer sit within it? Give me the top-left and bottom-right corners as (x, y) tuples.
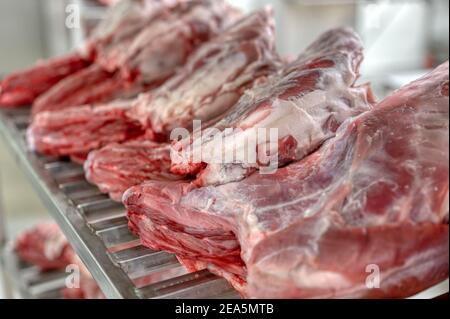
(195, 68), (369, 169)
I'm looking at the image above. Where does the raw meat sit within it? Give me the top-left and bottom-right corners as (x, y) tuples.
(171, 27), (374, 186)
(83, 8), (281, 201)
(0, 0), (167, 108)
(32, 0), (240, 115)
(15, 223), (75, 271)
(31, 65), (149, 116)
(15, 223), (104, 299)
(124, 61), (449, 298)
(28, 101), (145, 160)
(85, 140), (183, 201)
(92, 0), (188, 71)
(130, 7), (281, 141)
(0, 52), (91, 107)
(97, 0), (121, 5)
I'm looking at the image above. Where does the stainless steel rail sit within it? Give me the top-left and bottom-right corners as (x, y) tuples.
(0, 107), (239, 299)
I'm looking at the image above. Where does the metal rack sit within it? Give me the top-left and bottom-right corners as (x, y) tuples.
(0, 107), (239, 299)
(2, 244), (66, 299)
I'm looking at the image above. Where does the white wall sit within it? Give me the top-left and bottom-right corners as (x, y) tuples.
(0, 0), (46, 73)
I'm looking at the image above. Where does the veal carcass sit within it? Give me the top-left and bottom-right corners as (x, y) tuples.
(124, 62), (449, 298)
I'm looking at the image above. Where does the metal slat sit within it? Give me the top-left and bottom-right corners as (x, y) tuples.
(96, 224), (139, 248)
(90, 216), (129, 232)
(60, 180), (103, 200)
(1, 244), (66, 299)
(136, 269), (238, 299)
(0, 108), (138, 299)
(0, 107), (243, 299)
(115, 250), (180, 280)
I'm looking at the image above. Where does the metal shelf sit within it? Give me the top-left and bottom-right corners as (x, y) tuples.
(1, 243), (66, 299)
(0, 107), (239, 299)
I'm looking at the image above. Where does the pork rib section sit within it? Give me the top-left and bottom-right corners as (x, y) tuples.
(171, 27), (374, 186)
(125, 62), (449, 298)
(85, 140), (183, 201)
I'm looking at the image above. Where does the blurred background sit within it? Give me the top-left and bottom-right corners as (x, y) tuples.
(0, 0), (449, 296)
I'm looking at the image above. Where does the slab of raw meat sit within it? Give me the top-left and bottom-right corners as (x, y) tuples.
(15, 223), (104, 299)
(171, 27), (374, 186)
(130, 7), (280, 141)
(83, 9), (281, 201)
(115, 0), (241, 83)
(28, 8), (267, 164)
(124, 62), (449, 298)
(31, 64), (151, 116)
(32, 0), (237, 116)
(0, 52), (91, 107)
(0, 0), (169, 108)
(85, 140), (183, 201)
(28, 100), (145, 160)
(15, 223), (75, 271)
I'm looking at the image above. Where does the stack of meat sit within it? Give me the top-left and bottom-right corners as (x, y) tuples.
(1, 0), (239, 112)
(15, 223), (104, 299)
(125, 61), (449, 298)
(1, 0), (448, 299)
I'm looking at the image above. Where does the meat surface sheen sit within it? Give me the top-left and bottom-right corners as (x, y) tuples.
(171, 27), (374, 186)
(124, 62), (449, 298)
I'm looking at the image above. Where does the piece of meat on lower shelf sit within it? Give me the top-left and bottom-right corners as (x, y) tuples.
(15, 223), (75, 271)
(170, 27), (375, 186)
(15, 223), (104, 299)
(124, 61), (449, 299)
(31, 0), (240, 116)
